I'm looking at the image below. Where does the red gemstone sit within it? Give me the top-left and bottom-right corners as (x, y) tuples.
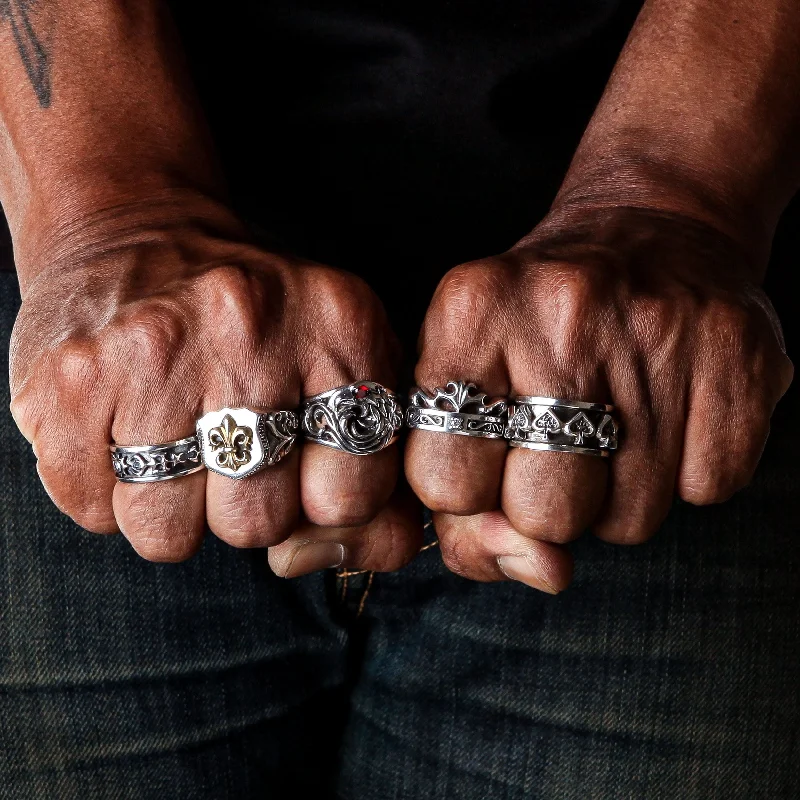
(355, 384), (370, 399)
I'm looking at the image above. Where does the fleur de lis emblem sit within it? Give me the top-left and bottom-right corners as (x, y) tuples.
(208, 414), (253, 471)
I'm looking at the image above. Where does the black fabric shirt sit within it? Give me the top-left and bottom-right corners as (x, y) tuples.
(167, 0), (642, 346)
(0, 3), (644, 346)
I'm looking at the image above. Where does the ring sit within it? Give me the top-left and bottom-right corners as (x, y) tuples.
(301, 381), (402, 455)
(111, 435), (205, 483)
(406, 381), (507, 439)
(196, 407), (300, 478)
(505, 397), (619, 456)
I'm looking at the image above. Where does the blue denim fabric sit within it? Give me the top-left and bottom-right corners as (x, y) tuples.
(1, 263), (799, 799)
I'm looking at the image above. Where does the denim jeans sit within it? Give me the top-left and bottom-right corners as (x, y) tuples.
(1, 265), (799, 799)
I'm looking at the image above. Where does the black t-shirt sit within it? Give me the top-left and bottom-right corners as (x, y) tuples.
(168, 0), (642, 346)
(0, 3), (644, 348)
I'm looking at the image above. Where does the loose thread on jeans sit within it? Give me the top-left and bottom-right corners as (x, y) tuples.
(356, 571), (375, 617)
(335, 534), (438, 611)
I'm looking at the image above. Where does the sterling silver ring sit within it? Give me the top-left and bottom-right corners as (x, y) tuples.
(406, 381), (507, 439)
(196, 407), (300, 479)
(301, 381), (402, 455)
(111, 435), (205, 483)
(505, 396), (619, 456)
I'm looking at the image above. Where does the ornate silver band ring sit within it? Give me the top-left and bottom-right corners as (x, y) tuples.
(196, 407), (300, 479)
(505, 396), (619, 457)
(406, 381), (508, 440)
(301, 381), (403, 455)
(111, 436), (205, 483)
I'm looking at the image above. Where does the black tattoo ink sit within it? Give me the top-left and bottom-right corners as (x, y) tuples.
(0, 0), (51, 107)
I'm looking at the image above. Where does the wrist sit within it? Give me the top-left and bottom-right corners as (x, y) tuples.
(12, 188), (248, 294)
(551, 150), (776, 267)
(517, 198), (759, 287)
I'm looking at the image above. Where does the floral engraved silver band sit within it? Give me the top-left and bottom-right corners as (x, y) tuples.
(110, 436), (205, 483)
(301, 381), (403, 455)
(406, 381), (508, 439)
(196, 407), (300, 479)
(505, 396), (619, 457)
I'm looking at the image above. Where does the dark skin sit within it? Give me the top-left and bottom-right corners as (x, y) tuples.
(2, 0), (797, 587)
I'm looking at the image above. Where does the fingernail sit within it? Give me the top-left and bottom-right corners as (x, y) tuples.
(284, 542), (346, 577)
(497, 555), (559, 595)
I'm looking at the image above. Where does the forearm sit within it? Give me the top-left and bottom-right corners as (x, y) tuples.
(553, 0), (800, 262)
(0, 0), (228, 284)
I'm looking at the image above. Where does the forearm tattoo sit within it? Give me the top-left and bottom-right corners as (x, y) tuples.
(0, 1), (51, 107)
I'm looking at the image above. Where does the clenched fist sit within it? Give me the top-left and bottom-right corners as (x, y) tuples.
(10, 205), (422, 570)
(406, 206), (793, 593)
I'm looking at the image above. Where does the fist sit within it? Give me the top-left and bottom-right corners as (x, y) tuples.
(405, 207), (793, 592)
(10, 212), (422, 569)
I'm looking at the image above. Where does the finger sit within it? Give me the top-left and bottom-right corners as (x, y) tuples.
(301, 444), (399, 527)
(300, 360), (400, 528)
(501, 447), (607, 543)
(206, 447), (302, 548)
(677, 356), (792, 506)
(112, 404), (206, 563)
(268, 487), (424, 577)
(502, 356), (609, 543)
(405, 377), (509, 516)
(406, 262), (513, 515)
(678, 303), (793, 505)
(12, 342), (118, 533)
(435, 510), (573, 593)
(204, 369), (302, 550)
(592, 358), (686, 544)
(405, 429), (508, 516)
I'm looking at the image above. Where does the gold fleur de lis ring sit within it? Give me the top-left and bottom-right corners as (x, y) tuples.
(207, 414), (253, 472)
(196, 407), (300, 479)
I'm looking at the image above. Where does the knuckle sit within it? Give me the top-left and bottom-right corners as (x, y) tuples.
(196, 264), (255, 310)
(594, 517), (657, 545)
(303, 491), (378, 528)
(210, 511), (284, 548)
(506, 498), (586, 543)
(208, 494), (294, 548)
(66, 502), (117, 534)
(537, 266), (599, 328)
(680, 473), (743, 506)
(699, 300), (751, 356)
(50, 338), (103, 392)
(438, 531), (475, 578)
(118, 494), (199, 560)
(629, 298), (683, 353)
(129, 532), (197, 563)
(308, 269), (379, 330)
(416, 478), (487, 516)
(37, 456), (115, 531)
(357, 517), (419, 572)
(194, 265), (275, 342)
(680, 448), (759, 506)
(432, 261), (508, 329)
(9, 393), (39, 441)
(114, 303), (187, 372)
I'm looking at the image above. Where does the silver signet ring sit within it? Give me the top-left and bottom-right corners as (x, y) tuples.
(196, 407), (300, 479)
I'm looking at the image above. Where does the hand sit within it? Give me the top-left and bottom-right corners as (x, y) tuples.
(405, 205), (793, 592)
(9, 201), (423, 569)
